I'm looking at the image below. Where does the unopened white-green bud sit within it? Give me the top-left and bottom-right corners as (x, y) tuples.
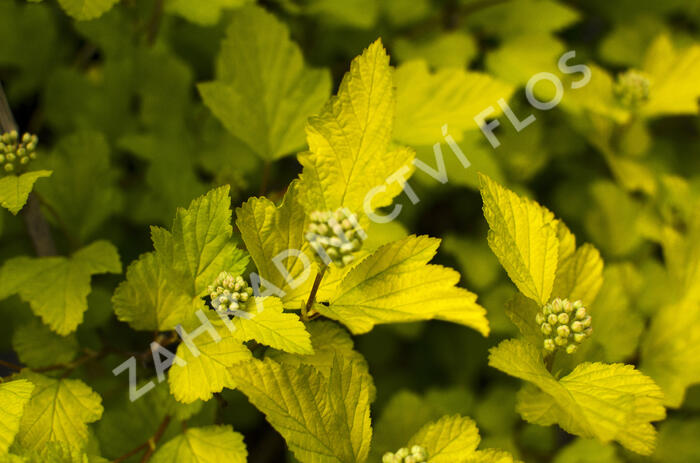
(544, 339), (556, 351)
(207, 271), (254, 314)
(557, 325), (570, 338)
(306, 208), (365, 267)
(614, 69), (651, 109)
(537, 298), (592, 354)
(0, 131), (38, 176)
(383, 445), (428, 463)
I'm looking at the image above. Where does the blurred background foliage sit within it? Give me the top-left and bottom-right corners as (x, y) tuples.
(1, 0), (700, 461)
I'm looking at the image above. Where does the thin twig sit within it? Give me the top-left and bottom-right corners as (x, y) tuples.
(302, 266), (326, 321)
(33, 191), (80, 251)
(0, 359), (23, 372)
(139, 415), (172, 463)
(145, 0), (164, 45)
(111, 415), (171, 463)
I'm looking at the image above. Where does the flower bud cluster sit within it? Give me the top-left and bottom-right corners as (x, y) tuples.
(536, 298), (592, 354)
(306, 208), (365, 267)
(382, 445), (428, 463)
(0, 131), (38, 174)
(614, 70), (651, 109)
(207, 272), (254, 314)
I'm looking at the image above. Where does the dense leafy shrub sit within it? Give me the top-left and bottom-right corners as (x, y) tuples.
(1, 0), (699, 462)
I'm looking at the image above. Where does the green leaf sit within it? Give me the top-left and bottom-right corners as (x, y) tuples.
(113, 186), (248, 331)
(0, 379), (34, 455)
(0, 171), (51, 215)
(236, 182), (313, 304)
(96, 380), (201, 459)
(168, 320), (253, 403)
(393, 60), (514, 146)
(112, 246), (194, 332)
(170, 185), (246, 296)
(230, 297), (312, 354)
(165, 0), (250, 25)
(641, 34), (700, 117)
(230, 356), (372, 463)
(486, 34), (565, 87)
(0, 241), (121, 335)
(151, 425), (247, 463)
(268, 320), (366, 377)
(297, 39), (415, 214)
(320, 234), (489, 335)
(490, 339), (666, 455)
(465, 0), (580, 38)
(551, 243), (604, 306)
(642, 297), (700, 408)
(371, 390), (444, 459)
(15, 371), (103, 452)
(408, 415), (480, 463)
(654, 418), (700, 463)
(12, 318), (78, 369)
(56, 0), (119, 20)
(394, 32), (477, 69)
(553, 438), (622, 463)
(575, 265), (643, 363)
(479, 174), (559, 306)
(36, 132), (121, 242)
(199, 5), (330, 160)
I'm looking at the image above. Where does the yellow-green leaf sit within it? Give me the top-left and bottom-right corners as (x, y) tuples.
(0, 170), (51, 215)
(0, 241), (121, 335)
(0, 379), (34, 455)
(229, 356), (372, 463)
(151, 425), (247, 463)
(168, 320), (253, 403)
(490, 339), (666, 455)
(320, 235), (489, 335)
(231, 297), (312, 354)
(56, 0), (119, 20)
(15, 371), (103, 452)
(479, 174), (559, 306)
(394, 60), (514, 146)
(297, 39), (415, 214)
(199, 5), (330, 160)
(408, 415), (480, 463)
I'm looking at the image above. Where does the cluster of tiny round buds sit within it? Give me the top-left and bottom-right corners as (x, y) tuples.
(536, 298), (592, 354)
(207, 271), (254, 314)
(382, 445), (428, 463)
(305, 208), (365, 267)
(0, 131), (38, 174)
(614, 70), (651, 109)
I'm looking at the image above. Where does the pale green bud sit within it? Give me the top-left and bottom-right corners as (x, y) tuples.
(557, 325), (570, 338)
(4, 163), (13, 172)
(306, 208), (365, 267)
(537, 298), (591, 354)
(552, 299), (563, 313)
